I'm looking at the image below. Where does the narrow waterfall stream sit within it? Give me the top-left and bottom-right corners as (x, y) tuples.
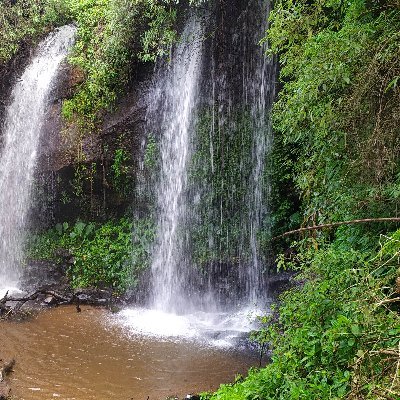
(245, 0), (276, 303)
(148, 15), (204, 313)
(0, 25), (76, 297)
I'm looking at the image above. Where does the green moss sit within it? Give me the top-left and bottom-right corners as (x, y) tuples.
(188, 108), (270, 266)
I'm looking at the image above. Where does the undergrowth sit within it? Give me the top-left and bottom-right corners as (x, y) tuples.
(0, 0), (70, 65)
(27, 217), (154, 291)
(205, 230), (400, 400)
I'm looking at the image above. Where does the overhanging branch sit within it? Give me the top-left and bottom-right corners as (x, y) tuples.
(273, 218), (400, 241)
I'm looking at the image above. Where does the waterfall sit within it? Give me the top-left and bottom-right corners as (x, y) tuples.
(0, 25), (76, 294)
(245, 0), (276, 303)
(146, 1), (277, 313)
(123, 2), (277, 341)
(188, 0), (276, 306)
(148, 15), (204, 313)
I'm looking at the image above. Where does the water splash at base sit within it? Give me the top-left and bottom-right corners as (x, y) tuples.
(114, 306), (268, 348)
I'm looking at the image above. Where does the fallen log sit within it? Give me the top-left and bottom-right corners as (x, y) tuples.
(0, 288), (112, 318)
(1, 289), (72, 314)
(4, 290), (70, 303)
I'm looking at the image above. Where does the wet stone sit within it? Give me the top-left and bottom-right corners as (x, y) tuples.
(42, 296), (57, 306)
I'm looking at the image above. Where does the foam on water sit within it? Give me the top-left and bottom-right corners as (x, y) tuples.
(113, 306), (265, 348)
(0, 286), (24, 299)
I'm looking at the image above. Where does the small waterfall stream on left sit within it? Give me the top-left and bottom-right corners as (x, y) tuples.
(0, 25), (76, 297)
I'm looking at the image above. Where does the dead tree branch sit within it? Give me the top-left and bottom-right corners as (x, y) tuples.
(273, 218), (400, 241)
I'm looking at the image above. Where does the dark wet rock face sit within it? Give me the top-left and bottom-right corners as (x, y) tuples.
(0, 49), (151, 228)
(31, 65), (150, 225)
(21, 260), (68, 292)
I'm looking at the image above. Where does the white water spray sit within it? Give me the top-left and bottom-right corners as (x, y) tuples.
(148, 16), (204, 313)
(0, 25), (76, 296)
(245, 0), (276, 303)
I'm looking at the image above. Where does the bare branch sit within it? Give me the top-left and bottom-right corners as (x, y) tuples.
(273, 218), (400, 241)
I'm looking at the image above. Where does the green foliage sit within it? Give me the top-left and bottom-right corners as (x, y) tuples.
(143, 133), (158, 170)
(66, 219), (132, 289)
(1, 0), (210, 136)
(0, 0), (71, 65)
(27, 217), (154, 290)
(62, 0), (142, 128)
(131, 216), (155, 279)
(207, 231), (400, 400)
(139, 0), (208, 62)
(62, 0), (211, 127)
(0, 0), (198, 128)
(111, 146), (131, 195)
(61, 0), (198, 127)
(71, 162), (87, 198)
(268, 0), (400, 241)
(139, 1), (177, 62)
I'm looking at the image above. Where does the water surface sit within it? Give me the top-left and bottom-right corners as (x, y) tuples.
(0, 306), (258, 400)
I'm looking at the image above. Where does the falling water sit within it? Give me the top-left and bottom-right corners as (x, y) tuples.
(124, 2), (277, 342)
(0, 25), (76, 295)
(192, 0), (276, 305)
(148, 15), (204, 312)
(245, 0), (276, 303)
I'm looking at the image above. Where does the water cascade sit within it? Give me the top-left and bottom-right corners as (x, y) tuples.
(188, 0), (277, 306)
(0, 25), (76, 295)
(244, 0), (276, 303)
(148, 15), (205, 313)
(122, 1), (277, 343)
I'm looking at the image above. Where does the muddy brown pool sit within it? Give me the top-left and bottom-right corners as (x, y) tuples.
(0, 306), (258, 399)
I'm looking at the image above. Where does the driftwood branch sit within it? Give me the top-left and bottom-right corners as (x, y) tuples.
(0, 288), (111, 317)
(273, 218), (400, 241)
(0, 289), (72, 313)
(5, 290), (70, 303)
(376, 297), (400, 307)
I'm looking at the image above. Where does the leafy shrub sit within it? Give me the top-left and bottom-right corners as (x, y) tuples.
(206, 230), (400, 399)
(0, 0), (71, 65)
(268, 0), (400, 241)
(27, 217), (154, 290)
